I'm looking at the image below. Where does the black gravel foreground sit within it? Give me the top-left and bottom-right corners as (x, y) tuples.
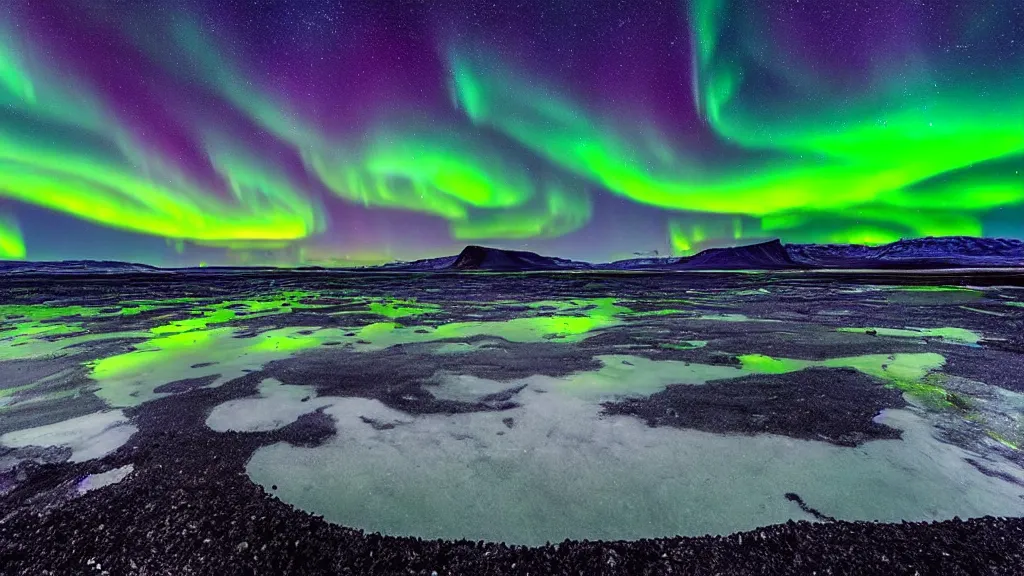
(2, 374), (1022, 576)
(3, 474), (1023, 576)
(4, 271), (1024, 575)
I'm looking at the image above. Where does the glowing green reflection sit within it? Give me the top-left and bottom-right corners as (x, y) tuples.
(739, 352), (950, 406)
(366, 299), (441, 319)
(837, 327), (981, 346)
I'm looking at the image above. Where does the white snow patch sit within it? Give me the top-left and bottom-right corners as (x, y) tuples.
(77, 464), (134, 494)
(0, 411), (136, 462)
(206, 378), (333, 433)
(248, 374), (1024, 545)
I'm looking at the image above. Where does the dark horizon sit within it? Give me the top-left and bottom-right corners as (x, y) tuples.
(3, 235), (1022, 272)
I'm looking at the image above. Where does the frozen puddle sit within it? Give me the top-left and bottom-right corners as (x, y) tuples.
(241, 374), (1024, 545)
(1, 411), (137, 463)
(206, 379), (335, 432)
(77, 464), (134, 495)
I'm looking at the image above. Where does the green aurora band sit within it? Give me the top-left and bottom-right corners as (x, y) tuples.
(0, 211), (24, 259)
(0, 3), (1020, 261)
(0, 28), (322, 252)
(162, 20), (592, 244)
(309, 125), (592, 241)
(448, 2), (1024, 252)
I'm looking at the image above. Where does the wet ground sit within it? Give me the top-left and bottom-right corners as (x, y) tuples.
(2, 270), (1024, 574)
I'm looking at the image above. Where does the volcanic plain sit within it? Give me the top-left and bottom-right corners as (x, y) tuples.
(2, 269), (1024, 574)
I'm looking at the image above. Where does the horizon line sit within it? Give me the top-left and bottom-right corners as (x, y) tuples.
(1, 235), (1020, 270)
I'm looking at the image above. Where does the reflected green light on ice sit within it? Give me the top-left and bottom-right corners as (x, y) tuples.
(365, 298), (441, 319)
(150, 307), (240, 335)
(889, 286), (981, 293)
(0, 330), (149, 363)
(85, 300), (630, 407)
(0, 304), (104, 322)
(0, 290), (989, 420)
(987, 431), (1019, 451)
(739, 353), (945, 382)
(739, 352), (951, 406)
(6, 294), (635, 377)
(659, 341), (708, 351)
(0, 292), (327, 365)
(1, 321), (85, 342)
(553, 354), (742, 398)
(0, 303), (149, 362)
(147, 290), (323, 335)
(88, 326), (349, 407)
(837, 326), (982, 346)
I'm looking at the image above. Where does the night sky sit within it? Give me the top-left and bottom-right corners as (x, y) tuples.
(0, 0), (1021, 266)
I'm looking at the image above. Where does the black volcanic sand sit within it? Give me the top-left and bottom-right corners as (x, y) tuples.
(2, 271), (1024, 574)
(264, 341), (603, 407)
(603, 368), (908, 447)
(2, 375), (1024, 576)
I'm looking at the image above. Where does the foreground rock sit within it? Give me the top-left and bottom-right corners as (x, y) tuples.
(3, 376), (1022, 575)
(3, 471), (1022, 575)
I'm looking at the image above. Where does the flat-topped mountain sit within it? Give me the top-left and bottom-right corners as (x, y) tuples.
(3, 237), (1022, 273)
(380, 245), (589, 271)
(451, 245), (589, 271)
(674, 239), (803, 270)
(380, 237), (1024, 272)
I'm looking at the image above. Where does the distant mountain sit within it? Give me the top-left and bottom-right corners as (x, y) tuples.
(0, 260), (162, 275)
(788, 236), (1024, 269)
(3, 237), (1022, 274)
(376, 245), (590, 272)
(376, 255), (460, 271)
(450, 245), (588, 271)
(601, 240), (802, 271)
(674, 239), (803, 270)
(432, 237), (1024, 272)
(602, 256), (680, 270)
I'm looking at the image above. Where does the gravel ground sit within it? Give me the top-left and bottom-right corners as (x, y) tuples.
(3, 472), (1023, 576)
(603, 367), (908, 447)
(3, 376), (1023, 576)
(3, 271), (1024, 575)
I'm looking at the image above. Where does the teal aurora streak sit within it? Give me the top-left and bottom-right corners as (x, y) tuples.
(0, 0), (1020, 264)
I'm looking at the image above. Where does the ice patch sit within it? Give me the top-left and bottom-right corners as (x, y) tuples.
(428, 373), (521, 403)
(429, 354), (745, 402)
(248, 376), (1024, 545)
(77, 464), (134, 494)
(692, 313), (780, 322)
(0, 411), (136, 462)
(206, 378), (333, 433)
(89, 312), (621, 408)
(838, 326), (982, 346)
(554, 354), (742, 398)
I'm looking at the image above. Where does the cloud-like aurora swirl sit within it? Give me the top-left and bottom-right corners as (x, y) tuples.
(163, 19), (593, 245)
(0, 1), (1020, 262)
(0, 26), (322, 254)
(450, 1), (1023, 252)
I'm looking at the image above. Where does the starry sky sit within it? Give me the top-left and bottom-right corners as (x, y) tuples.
(0, 0), (1021, 266)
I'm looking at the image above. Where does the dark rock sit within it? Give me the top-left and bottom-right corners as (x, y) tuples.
(153, 374), (221, 394)
(603, 368), (907, 447)
(784, 492), (836, 522)
(675, 240), (803, 271)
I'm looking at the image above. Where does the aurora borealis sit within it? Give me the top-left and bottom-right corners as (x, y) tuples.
(0, 1), (1021, 265)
